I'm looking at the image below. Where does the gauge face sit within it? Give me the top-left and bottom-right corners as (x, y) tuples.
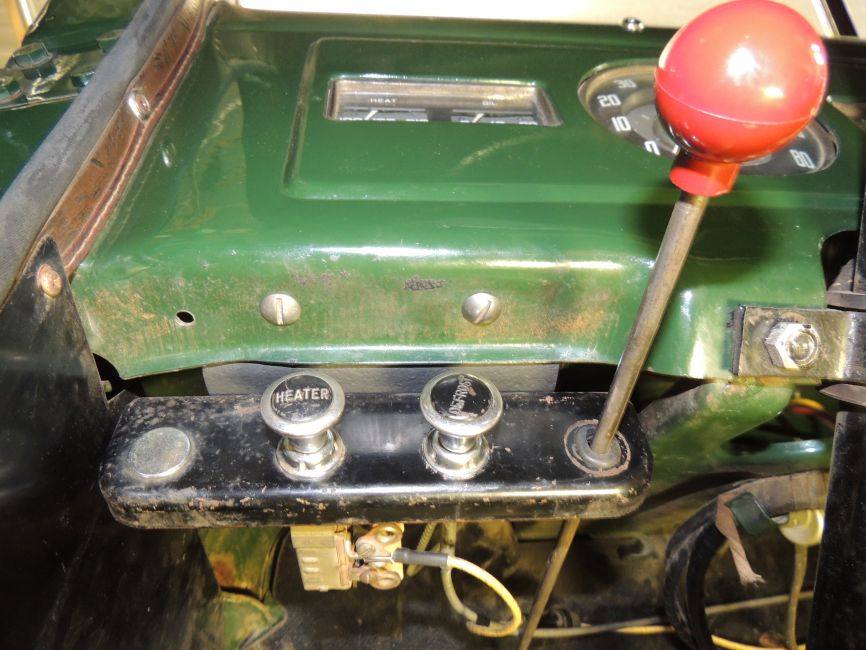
(578, 61), (838, 176)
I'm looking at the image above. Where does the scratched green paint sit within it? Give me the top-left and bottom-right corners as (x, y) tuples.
(69, 5), (866, 380)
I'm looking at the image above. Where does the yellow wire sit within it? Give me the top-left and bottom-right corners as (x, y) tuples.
(406, 522), (438, 577)
(445, 555), (523, 638)
(618, 625), (674, 634)
(441, 567), (479, 623)
(789, 397), (828, 414)
(616, 625), (805, 649)
(786, 544), (808, 650)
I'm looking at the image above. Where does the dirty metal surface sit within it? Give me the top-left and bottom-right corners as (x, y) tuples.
(0, 241), (222, 649)
(640, 381), (795, 492)
(70, 7), (866, 380)
(100, 391), (652, 527)
(37, 0), (209, 275)
(733, 306), (866, 381)
(199, 527), (284, 599)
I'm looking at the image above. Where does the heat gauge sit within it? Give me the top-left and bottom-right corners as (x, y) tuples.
(578, 61), (838, 175)
(326, 77), (561, 126)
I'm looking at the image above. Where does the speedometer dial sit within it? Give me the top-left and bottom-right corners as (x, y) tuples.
(578, 61), (838, 176)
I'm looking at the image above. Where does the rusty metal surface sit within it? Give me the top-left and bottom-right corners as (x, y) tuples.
(38, 0), (208, 274)
(199, 527), (284, 598)
(733, 305), (866, 381)
(0, 0), (200, 306)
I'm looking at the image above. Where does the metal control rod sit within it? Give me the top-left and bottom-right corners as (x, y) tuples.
(516, 518), (581, 650)
(591, 192), (709, 455)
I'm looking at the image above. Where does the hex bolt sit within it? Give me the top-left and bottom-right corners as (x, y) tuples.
(462, 292), (502, 326)
(13, 42), (51, 67)
(764, 322), (820, 370)
(12, 42), (56, 79)
(36, 264), (63, 298)
(260, 292), (301, 326)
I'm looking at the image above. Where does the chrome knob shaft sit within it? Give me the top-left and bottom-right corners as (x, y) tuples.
(261, 371), (346, 480)
(419, 371), (503, 479)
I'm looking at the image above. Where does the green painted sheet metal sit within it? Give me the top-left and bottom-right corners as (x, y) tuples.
(0, 101), (70, 197)
(640, 381), (795, 490)
(199, 527), (287, 649)
(710, 438), (831, 475)
(25, 0), (140, 52)
(199, 527), (283, 599)
(220, 591), (285, 650)
(69, 6), (866, 379)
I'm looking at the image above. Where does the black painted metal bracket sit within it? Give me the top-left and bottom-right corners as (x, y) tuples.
(807, 410), (866, 649)
(100, 392), (652, 527)
(0, 240), (222, 648)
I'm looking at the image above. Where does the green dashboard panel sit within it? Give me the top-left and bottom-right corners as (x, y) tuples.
(70, 5), (866, 380)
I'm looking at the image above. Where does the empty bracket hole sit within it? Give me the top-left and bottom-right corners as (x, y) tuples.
(175, 310), (195, 326)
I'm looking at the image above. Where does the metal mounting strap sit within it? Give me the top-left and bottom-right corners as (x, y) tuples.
(733, 305), (866, 382)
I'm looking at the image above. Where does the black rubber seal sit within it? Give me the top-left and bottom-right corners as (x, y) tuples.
(663, 472), (827, 649)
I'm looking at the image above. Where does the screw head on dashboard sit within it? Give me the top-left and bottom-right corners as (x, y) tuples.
(462, 292), (502, 326)
(260, 292), (301, 326)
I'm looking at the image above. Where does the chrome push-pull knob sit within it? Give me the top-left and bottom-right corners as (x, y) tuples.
(261, 371), (346, 480)
(420, 371), (503, 479)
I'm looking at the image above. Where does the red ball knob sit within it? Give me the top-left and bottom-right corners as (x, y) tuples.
(655, 0), (828, 196)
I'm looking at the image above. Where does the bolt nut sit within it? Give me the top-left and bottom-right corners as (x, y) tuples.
(36, 264), (63, 298)
(12, 42), (51, 68)
(764, 322), (820, 370)
(70, 63), (96, 89)
(12, 42), (56, 79)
